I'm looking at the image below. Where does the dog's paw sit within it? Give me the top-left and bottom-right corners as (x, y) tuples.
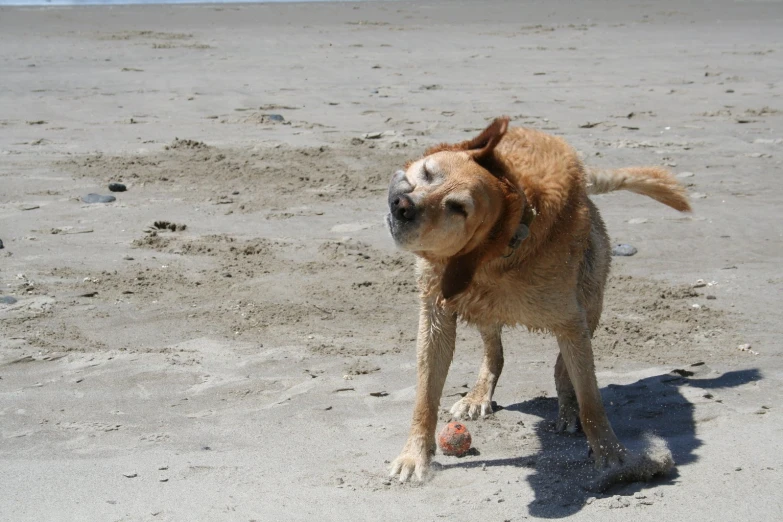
(555, 403), (581, 434)
(450, 395), (493, 420)
(590, 440), (628, 469)
(389, 436), (434, 483)
(588, 436), (674, 492)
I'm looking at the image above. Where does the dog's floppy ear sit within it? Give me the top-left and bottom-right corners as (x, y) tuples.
(441, 249), (484, 300)
(424, 116), (510, 161)
(464, 116), (509, 164)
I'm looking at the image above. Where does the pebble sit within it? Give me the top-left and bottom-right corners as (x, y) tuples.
(81, 193), (116, 204)
(1, 295), (18, 305)
(263, 114), (285, 123)
(611, 244), (638, 256)
(108, 182), (127, 192)
(123, 255), (134, 261)
(364, 130), (396, 139)
(0, 238), (3, 249)
(677, 171), (695, 178)
(123, 472), (138, 478)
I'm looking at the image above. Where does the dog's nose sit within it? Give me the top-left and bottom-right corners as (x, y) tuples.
(391, 194), (417, 222)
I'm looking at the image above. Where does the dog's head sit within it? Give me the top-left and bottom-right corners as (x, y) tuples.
(386, 117), (525, 299)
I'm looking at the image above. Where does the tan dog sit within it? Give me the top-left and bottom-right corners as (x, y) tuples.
(386, 117), (689, 487)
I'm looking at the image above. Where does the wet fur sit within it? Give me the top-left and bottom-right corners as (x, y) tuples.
(388, 117), (688, 487)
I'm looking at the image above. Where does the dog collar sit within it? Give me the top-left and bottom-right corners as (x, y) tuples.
(505, 206), (537, 256)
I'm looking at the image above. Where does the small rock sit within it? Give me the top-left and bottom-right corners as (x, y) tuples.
(81, 194), (116, 204)
(123, 255), (134, 261)
(108, 183), (127, 192)
(692, 279), (707, 288)
(123, 472), (138, 478)
(0, 238), (3, 249)
(706, 295), (716, 300)
(364, 130), (396, 139)
(677, 171), (694, 178)
(737, 344), (759, 355)
(627, 218), (648, 225)
(611, 244), (637, 256)
(20, 204), (40, 211)
(0, 295), (18, 305)
(159, 477), (169, 483)
(263, 114), (285, 123)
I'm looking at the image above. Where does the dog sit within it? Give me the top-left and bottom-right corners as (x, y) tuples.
(386, 117), (690, 487)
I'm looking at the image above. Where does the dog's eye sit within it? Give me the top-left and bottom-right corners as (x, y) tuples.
(446, 200), (468, 217)
(422, 165), (432, 182)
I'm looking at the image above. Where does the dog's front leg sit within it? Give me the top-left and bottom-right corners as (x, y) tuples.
(390, 297), (457, 482)
(450, 324), (503, 420)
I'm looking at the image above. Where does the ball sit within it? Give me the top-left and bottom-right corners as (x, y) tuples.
(438, 421), (472, 457)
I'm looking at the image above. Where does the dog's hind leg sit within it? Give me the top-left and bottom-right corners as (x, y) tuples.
(450, 324), (503, 420)
(555, 318), (627, 468)
(554, 353), (580, 433)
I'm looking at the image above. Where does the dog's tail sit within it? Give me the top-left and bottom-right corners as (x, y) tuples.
(585, 166), (691, 212)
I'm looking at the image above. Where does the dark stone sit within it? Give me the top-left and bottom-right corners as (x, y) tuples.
(0, 238), (3, 249)
(263, 114), (285, 123)
(611, 244), (637, 256)
(81, 193), (116, 204)
(0, 295), (18, 305)
(108, 183), (127, 192)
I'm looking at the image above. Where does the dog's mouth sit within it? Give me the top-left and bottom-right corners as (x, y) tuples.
(386, 211), (409, 246)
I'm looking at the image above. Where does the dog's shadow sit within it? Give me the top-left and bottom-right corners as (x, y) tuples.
(439, 367), (760, 518)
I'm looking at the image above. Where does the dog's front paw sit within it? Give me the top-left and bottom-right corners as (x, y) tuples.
(450, 394), (493, 420)
(389, 436), (435, 483)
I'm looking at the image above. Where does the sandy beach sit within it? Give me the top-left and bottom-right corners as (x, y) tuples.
(1, 0), (782, 520)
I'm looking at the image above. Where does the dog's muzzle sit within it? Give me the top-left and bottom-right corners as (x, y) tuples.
(387, 170), (419, 244)
(390, 193), (417, 223)
(387, 170), (417, 224)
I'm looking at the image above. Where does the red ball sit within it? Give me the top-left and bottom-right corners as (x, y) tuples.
(438, 422), (472, 457)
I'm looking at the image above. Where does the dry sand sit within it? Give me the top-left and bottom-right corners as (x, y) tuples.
(1, 1), (782, 520)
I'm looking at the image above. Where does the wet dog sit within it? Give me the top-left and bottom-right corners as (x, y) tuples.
(386, 117), (689, 487)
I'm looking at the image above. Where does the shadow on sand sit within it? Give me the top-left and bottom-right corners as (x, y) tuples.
(439, 367), (760, 518)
